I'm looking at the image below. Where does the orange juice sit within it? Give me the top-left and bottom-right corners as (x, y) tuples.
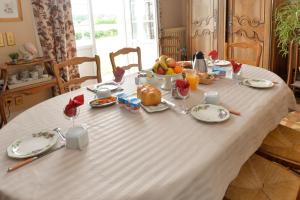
(186, 72), (199, 91)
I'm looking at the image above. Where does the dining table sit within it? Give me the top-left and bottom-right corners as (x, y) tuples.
(0, 65), (297, 200)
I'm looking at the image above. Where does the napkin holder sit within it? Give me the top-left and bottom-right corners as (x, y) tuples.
(65, 126), (89, 150)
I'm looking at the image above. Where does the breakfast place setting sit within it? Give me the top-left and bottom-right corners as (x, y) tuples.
(0, 49), (295, 200)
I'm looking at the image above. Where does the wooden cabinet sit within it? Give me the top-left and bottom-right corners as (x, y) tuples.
(227, 0), (272, 67)
(186, 0), (222, 58)
(186, 0), (273, 68)
(0, 58), (57, 126)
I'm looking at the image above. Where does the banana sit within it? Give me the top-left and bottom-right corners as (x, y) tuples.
(152, 61), (160, 73)
(159, 55), (168, 70)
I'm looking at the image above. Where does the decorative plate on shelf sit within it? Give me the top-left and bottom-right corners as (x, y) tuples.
(242, 78), (274, 89)
(7, 131), (58, 159)
(191, 104), (230, 123)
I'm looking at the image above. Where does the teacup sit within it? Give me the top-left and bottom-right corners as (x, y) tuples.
(204, 91), (220, 105)
(96, 87), (111, 99)
(9, 74), (18, 82)
(30, 71), (39, 80)
(20, 70), (29, 80)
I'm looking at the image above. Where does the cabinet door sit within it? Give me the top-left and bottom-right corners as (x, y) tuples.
(187, 0), (226, 59)
(187, 0), (217, 58)
(227, 0), (272, 67)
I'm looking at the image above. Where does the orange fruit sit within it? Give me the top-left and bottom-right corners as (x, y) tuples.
(174, 65), (183, 74)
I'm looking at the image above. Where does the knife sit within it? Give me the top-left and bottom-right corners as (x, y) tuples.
(7, 144), (65, 173)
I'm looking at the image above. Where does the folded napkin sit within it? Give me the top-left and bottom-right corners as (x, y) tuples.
(208, 50), (218, 60)
(113, 67), (125, 83)
(230, 60), (242, 73)
(64, 95), (84, 117)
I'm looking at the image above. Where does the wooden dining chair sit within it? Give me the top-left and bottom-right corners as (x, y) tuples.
(258, 124), (300, 170)
(225, 154), (300, 200)
(53, 55), (101, 94)
(109, 47), (142, 72)
(160, 36), (181, 61)
(225, 42), (262, 66)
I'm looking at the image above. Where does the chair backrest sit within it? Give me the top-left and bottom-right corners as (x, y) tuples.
(109, 47), (142, 72)
(225, 42), (262, 66)
(160, 36), (181, 61)
(53, 55), (101, 94)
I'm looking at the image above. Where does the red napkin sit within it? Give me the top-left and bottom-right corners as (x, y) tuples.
(114, 67), (125, 82)
(64, 95), (84, 117)
(208, 50), (218, 60)
(176, 79), (190, 96)
(230, 60), (242, 73)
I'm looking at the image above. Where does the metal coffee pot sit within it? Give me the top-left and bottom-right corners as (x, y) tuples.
(193, 51), (207, 73)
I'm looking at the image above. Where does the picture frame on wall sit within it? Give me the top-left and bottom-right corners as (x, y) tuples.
(0, 33), (5, 47)
(0, 0), (23, 22)
(6, 32), (16, 46)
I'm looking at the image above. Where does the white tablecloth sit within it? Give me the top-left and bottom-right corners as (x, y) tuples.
(0, 65), (296, 200)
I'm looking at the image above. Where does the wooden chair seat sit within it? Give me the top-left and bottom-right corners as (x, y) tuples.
(280, 111), (300, 131)
(225, 154), (300, 200)
(258, 125), (300, 169)
(225, 42), (262, 67)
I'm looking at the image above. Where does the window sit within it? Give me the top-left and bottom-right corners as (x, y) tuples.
(71, 0), (159, 80)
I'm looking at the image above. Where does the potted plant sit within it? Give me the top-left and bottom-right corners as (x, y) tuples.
(275, 0), (300, 56)
(8, 52), (19, 64)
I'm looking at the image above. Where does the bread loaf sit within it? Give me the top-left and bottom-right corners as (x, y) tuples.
(137, 84), (161, 106)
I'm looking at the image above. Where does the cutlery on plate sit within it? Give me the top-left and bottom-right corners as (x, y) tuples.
(220, 104), (241, 116)
(53, 128), (66, 141)
(7, 144), (65, 173)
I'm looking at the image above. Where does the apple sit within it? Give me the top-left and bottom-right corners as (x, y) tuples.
(157, 67), (165, 75)
(166, 58), (176, 68)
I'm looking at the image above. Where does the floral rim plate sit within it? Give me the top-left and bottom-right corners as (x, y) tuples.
(141, 102), (169, 113)
(214, 60), (231, 66)
(7, 131), (58, 159)
(242, 78), (274, 88)
(191, 104), (230, 123)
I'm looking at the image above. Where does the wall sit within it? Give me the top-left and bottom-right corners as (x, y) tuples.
(0, 0), (51, 120)
(159, 0), (186, 29)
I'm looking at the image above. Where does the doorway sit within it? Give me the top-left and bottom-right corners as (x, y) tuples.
(71, 0), (159, 81)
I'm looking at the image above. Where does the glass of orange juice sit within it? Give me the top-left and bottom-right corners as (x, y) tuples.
(185, 70), (199, 91)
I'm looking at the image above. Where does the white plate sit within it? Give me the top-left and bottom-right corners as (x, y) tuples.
(214, 60), (231, 66)
(191, 104), (230, 123)
(242, 78), (274, 88)
(141, 102), (169, 113)
(7, 131), (58, 159)
(94, 82), (119, 91)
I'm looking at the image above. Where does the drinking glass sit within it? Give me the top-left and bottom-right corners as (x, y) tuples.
(185, 70), (199, 91)
(64, 107), (80, 128)
(176, 87), (190, 114)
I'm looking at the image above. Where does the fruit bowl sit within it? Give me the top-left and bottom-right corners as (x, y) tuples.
(152, 55), (184, 90)
(154, 73), (183, 90)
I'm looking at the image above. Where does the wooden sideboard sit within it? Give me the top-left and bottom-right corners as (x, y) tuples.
(186, 0), (283, 71)
(0, 57), (57, 126)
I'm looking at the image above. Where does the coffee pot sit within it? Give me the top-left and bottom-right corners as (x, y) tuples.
(192, 51), (207, 73)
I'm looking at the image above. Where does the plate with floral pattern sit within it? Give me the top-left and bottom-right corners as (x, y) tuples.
(191, 104), (230, 123)
(7, 131), (58, 159)
(242, 78), (274, 89)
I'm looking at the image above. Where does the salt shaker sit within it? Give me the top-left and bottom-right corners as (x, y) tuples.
(65, 126), (89, 150)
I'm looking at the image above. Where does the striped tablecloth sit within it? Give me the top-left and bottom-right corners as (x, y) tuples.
(0, 65), (296, 200)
